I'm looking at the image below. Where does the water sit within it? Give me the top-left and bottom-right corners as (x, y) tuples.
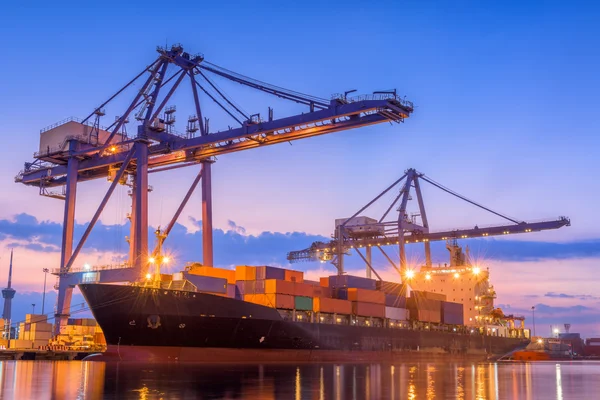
(0, 361), (599, 399)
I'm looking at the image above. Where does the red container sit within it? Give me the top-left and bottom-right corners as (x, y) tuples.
(352, 302), (385, 318)
(293, 282), (314, 297)
(312, 286), (331, 298)
(320, 277), (329, 287)
(313, 297), (352, 314)
(411, 290), (446, 302)
(265, 279), (295, 295)
(408, 296), (442, 313)
(347, 288), (385, 304)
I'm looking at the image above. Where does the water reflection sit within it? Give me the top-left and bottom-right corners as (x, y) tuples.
(0, 360), (598, 399)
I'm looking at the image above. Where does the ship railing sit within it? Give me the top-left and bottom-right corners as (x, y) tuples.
(52, 262), (132, 275)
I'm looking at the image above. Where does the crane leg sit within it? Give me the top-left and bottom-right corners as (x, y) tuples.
(201, 161), (213, 266)
(366, 246), (372, 278)
(128, 176), (136, 264)
(134, 141), (149, 277)
(425, 242), (432, 267)
(55, 155), (78, 335)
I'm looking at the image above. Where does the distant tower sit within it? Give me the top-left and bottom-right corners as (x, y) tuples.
(2, 249), (16, 338)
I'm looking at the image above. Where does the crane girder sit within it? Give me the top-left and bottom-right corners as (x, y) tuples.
(17, 99), (410, 188)
(287, 217), (571, 263)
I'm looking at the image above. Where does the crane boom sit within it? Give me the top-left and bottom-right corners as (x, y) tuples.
(16, 96), (411, 188)
(287, 217), (571, 263)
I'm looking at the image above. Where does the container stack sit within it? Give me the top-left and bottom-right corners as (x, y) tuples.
(181, 272), (228, 296)
(407, 291), (445, 323)
(441, 301), (464, 325)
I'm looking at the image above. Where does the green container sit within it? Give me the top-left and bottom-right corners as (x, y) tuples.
(295, 296), (313, 311)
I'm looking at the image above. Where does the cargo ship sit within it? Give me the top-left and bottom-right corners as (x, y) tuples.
(80, 244), (530, 363)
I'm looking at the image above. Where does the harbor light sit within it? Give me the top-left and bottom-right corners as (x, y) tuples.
(83, 263), (91, 270)
(425, 274), (431, 280)
(148, 257), (156, 264)
(162, 256), (170, 264)
(405, 269), (415, 279)
(145, 273), (152, 280)
(472, 267), (480, 275)
(537, 338), (543, 344)
(453, 273), (459, 278)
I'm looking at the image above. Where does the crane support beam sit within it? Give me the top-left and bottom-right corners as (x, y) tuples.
(19, 103), (409, 188)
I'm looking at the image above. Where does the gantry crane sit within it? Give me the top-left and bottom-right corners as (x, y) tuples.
(15, 44), (413, 334)
(287, 168), (570, 279)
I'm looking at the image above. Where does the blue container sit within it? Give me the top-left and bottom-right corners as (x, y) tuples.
(333, 288), (348, 300)
(255, 266), (286, 280)
(377, 281), (402, 294)
(385, 294), (407, 308)
(328, 275), (377, 290)
(235, 280), (265, 296)
(226, 284), (236, 298)
(441, 301), (464, 325)
(183, 273), (227, 293)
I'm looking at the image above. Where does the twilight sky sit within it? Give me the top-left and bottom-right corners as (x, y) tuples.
(0, 1), (599, 336)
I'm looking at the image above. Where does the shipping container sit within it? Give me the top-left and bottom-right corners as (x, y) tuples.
(25, 314), (47, 323)
(384, 294), (407, 308)
(407, 296), (442, 313)
(303, 279), (320, 286)
(235, 266), (256, 281)
(410, 309), (441, 324)
(31, 331), (53, 341)
(332, 288), (348, 300)
(312, 286), (331, 298)
(183, 273), (227, 293)
(347, 288), (385, 304)
(295, 296), (313, 311)
(328, 275), (377, 290)
(352, 302), (385, 318)
(264, 279), (295, 295)
(441, 301), (464, 325)
(244, 294), (294, 309)
(189, 266), (236, 284)
(160, 273), (173, 282)
(95, 332), (107, 345)
(411, 290), (447, 302)
(226, 284), (236, 298)
(293, 282), (314, 297)
(320, 277), (329, 287)
(377, 281), (403, 294)
(255, 266), (286, 281)
(285, 269), (304, 283)
(313, 297), (352, 314)
(236, 280), (266, 295)
(385, 306), (409, 320)
(30, 322), (53, 333)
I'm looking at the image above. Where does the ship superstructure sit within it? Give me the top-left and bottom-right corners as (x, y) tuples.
(407, 241), (496, 327)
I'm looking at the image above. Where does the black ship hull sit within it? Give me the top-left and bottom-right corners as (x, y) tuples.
(79, 283), (527, 362)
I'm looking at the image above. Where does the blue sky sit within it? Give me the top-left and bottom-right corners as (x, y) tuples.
(0, 1), (599, 335)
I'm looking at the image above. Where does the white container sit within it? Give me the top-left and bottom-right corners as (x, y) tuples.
(385, 306), (408, 320)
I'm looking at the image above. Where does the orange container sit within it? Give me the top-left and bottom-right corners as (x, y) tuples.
(319, 277), (329, 287)
(235, 266), (256, 281)
(244, 294), (294, 309)
(352, 302), (385, 318)
(293, 282), (314, 297)
(313, 297), (352, 314)
(190, 266), (236, 284)
(285, 269), (304, 283)
(347, 288), (385, 304)
(265, 279), (295, 295)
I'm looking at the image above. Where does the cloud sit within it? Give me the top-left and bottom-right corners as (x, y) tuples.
(544, 292), (600, 300)
(1, 213), (599, 269)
